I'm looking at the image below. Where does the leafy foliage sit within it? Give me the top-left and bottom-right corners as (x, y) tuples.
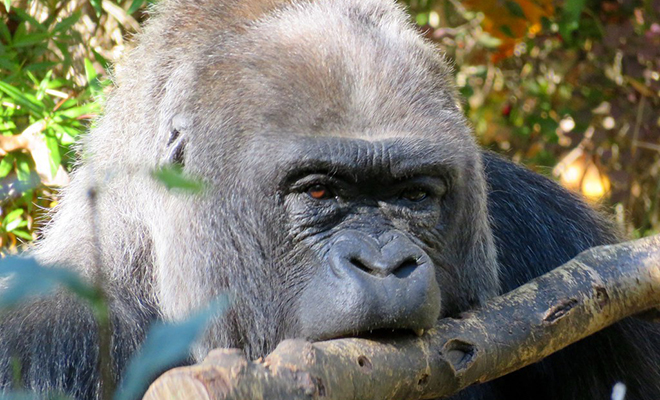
(0, 0), (141, 254)
(1, 1), (658, 246)
(405, 0), (660, 237)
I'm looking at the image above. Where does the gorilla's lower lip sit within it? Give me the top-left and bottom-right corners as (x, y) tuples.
(312, 328), (425, 342)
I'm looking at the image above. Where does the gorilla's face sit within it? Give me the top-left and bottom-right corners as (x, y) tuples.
(151, 0), (499, 359)
(217, 132), (492, 344)
(273, 136), (446, 340)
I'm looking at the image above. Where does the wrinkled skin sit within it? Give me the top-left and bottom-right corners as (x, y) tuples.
(1, 0), (659, 399)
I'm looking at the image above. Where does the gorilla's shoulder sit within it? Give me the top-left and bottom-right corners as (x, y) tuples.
(480, 151), (619, 291)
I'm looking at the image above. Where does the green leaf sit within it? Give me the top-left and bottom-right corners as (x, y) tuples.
(36, 70), (53, 101)
(9, 229), (31, 240)
(12, 32), (51, 48)
(2, 208), (23, 227)
(84, 58), (98, 83)
(115, 295), (230, 400)
(83, 58), (103, 96)
(23, 61), (58, 73)
(564, 0), (586, 21)
(53, 40), (72, 62)
(2, 0), (9, 12)
(0, 153), (14, 178)
(15, 154), (31, 182)
(0, 82), (45, 115)
(560, 0), (586, 39)
(0, 19), (11, 42)
(57, 102), (99, 119)
(127, 0), (146, 15)
(12, 21), (26, 42)
(12, 8), (46, 32)
(52, 11), (81, 34)
(91, 49), (109, 71)
(49, 123), (81, 145)
(90, 0), (103, 17)
(45, 134), (61, 178)
(504, 1), (526, 18)
(0, 257), (98, 307)
(152, 165), (205, 193)
(5, 218), (23, 232)
(499, 25), (515, 38)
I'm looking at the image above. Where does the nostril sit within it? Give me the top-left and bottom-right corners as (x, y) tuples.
(350, 256), (420, 278)
(393, 258), (418, 279)
(350, 258), (372, 274)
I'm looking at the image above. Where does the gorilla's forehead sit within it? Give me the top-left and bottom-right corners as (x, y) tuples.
(194, 0), (463, 140)
(245, 135), (469, 183)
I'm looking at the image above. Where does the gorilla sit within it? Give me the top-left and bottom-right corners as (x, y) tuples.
(1, 0), (659, 399)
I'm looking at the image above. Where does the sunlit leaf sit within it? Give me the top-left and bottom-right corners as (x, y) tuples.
(91, 49), (110, 71)
(36, 70), (53, 101)
(84, 58), (103, 96)
(2, 209), (24, 227)
(53, 11), (81, 34)
(45, 134), (61, 178)
(5, 217), (24, 232)
(89, 0), (103, 17)
(57, 102), (99, 119)
(9, 229), (31, 240)
(0, 153), (14, 178)
(115, 295), (230, 400)
(0, 82), (45, 114)
(15, 154), (32, 182)
(152, 165), (205, 193)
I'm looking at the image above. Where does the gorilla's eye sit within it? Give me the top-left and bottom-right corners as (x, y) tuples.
(401, 188), (428, 202)
(307, 184), (333, 200)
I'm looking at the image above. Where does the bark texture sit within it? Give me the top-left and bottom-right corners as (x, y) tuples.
(144, 235), (660, 400)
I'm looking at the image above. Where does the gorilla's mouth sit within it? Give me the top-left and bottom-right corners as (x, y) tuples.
(309, 325), (428, 342)
(340, 328), (426, 341)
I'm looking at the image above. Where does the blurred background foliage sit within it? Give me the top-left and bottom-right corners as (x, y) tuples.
(0, 0), (658, 255)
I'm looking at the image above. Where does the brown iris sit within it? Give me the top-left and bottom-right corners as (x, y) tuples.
(307, 184), (332, 200)
(401, 188), (428, 202)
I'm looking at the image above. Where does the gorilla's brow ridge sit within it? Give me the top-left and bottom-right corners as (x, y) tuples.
(273, 137), (456, 187)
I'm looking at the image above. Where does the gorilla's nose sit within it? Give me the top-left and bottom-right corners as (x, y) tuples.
(331, 230), (430, 278)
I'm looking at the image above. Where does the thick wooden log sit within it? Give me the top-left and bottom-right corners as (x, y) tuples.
(144, 235), (660, 400)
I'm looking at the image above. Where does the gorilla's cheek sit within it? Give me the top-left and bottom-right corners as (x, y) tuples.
(296, 229), (442, 340)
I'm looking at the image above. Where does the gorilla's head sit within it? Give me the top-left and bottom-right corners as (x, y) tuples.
(36, 0), (498, 360)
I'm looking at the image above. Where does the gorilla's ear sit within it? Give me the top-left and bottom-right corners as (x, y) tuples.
(164, 114), (190, 166)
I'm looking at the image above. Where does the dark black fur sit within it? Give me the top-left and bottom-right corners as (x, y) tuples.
(477, 153), (660, 400)
(1, 1), (659, 399)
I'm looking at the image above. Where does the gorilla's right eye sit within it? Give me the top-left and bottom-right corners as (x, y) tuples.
(307, 184), (333, 200)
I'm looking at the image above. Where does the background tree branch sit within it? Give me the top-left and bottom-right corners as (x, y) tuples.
(144, 234), (660, 400)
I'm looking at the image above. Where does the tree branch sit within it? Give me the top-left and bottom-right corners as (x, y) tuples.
(143, 235), (660, 400)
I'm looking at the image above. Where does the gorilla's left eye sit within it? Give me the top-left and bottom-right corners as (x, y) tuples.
(401, 188), (428, 202)
(307, 184), (333, 200)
